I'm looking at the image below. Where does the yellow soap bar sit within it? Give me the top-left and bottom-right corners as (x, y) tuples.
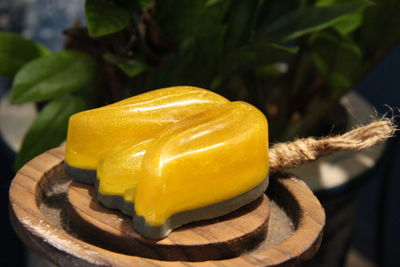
(134, 101), (269, 226)
(65, 86), (269, 238)
(65, 86), (229, 170)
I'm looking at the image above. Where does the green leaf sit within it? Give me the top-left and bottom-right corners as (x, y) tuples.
(331, 11), (363, 35)
(311, 32), (361, 91)
(220, 43), (298, 77)
(85, 0), (130, 37)
(0, 32), (49, 79)
(316, 0), (369, 35)
(11, 51), (97, 104)
(103, 53), (147, 77)
(15, 96), (86, 170)
(260, 0), (373, 42)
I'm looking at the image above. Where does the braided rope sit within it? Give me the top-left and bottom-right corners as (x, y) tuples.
(269, 119), (397, 173)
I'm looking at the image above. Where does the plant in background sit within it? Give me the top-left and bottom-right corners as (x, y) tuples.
(0, 0), (399, 169)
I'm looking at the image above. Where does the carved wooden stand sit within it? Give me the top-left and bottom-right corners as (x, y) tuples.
(9, 147), (325, 266)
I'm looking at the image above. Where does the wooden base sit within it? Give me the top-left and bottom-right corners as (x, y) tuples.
(9, 147), (325, 266)
(68, 181), (270, 261)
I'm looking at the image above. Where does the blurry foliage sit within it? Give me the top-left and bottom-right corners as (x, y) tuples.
(0, 0), (399, 169)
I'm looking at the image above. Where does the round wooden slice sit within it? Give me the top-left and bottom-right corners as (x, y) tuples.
(9, 147), (325, 266)
(67, 181), (270, 261)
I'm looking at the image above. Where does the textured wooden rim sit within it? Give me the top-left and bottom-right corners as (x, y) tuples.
(9, 147), (325, 266)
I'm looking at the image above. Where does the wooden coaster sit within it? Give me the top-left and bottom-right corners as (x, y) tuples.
(67, 181), (270, 261)
(9, 147), (325, 266)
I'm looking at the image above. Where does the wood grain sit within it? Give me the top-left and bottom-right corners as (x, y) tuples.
(9, 147), (325, 266)
(67, 181), (269, 261)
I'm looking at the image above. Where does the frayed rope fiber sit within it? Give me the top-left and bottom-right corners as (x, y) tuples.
(269, 118), (397, 173)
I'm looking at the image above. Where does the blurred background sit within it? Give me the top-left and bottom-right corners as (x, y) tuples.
(0, 0), (399, 266)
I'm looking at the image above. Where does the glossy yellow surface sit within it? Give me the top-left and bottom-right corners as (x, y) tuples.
(135, 101), (269, 226)
(97, 139), (152, 202)
(65, 86), (229, 170)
